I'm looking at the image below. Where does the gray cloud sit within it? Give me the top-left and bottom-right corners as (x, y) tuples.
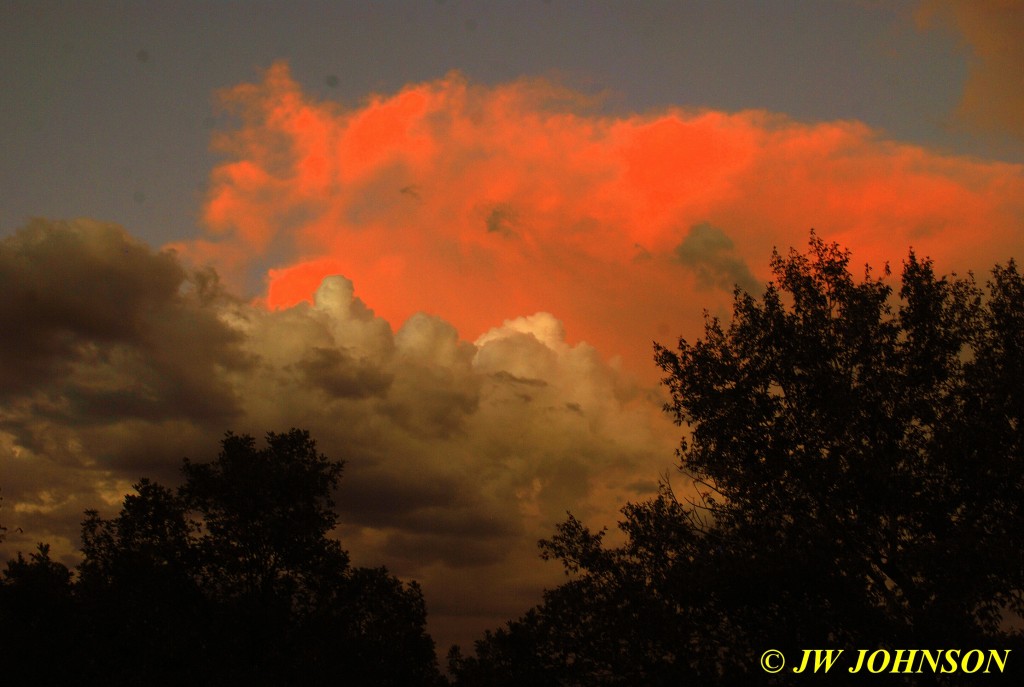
(382, 531), (510, 569)
(675, 222), (760, 294)
(0, 219), (246, 420)
(0, 220), (253, 564)
(0, 222), (680, 654)
(0, 219), (176, 391)
(295, 346), (393, 399)
(485, 204), (516, 236)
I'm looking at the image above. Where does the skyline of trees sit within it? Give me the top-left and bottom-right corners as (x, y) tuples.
(1, 429), (443, 685)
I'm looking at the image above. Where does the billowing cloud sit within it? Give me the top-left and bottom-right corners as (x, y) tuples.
(0, 220), (238, 403)
(171, 63), (1024, 378)
(0, 219), (677, 653)
(917, 0), (1024, 142)
(0, 219), (249, 561)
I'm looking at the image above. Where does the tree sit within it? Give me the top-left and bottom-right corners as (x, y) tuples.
(181, 430), (349, 603)
(67, 428), (443, 686)
(302, 566), (443, 686)
(452, 235), (1024, 685)
(77, 479), (208, 684)
(0, 544), (78, 682)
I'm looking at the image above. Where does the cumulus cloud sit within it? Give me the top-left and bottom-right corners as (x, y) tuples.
(171, 63), (1024, 378)
(917, 0), (1024, 142)
(0, 219), (677, 652)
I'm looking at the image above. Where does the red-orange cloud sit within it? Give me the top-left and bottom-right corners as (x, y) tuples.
(177, 63), (1024, 374)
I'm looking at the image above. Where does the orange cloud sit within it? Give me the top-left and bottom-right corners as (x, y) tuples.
(178, 62), (1024, 375)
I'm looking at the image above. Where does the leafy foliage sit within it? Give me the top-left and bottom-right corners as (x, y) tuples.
(181, 430), (349, 602)
(452, 236), (1024, 685)
(2, 429), (444, 686)
(0, 544), (77, 681)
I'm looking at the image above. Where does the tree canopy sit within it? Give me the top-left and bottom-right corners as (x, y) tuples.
(1, 429), (443, 686)
(451, 235), (1024, 685)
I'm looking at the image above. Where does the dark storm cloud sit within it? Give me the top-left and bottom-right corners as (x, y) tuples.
(382, 313), (482, 439)
(381, 375), (480, 439)
(1, 229), (679, 651)
(0, 219), (181, 391)
(338, 469), (465, 524)
(338, 465), (516, 542)
(675, 223), (760, 294)
(490, 370), (548, 388)
(295, 346), (393, 399)
(0, 219), (252, 558)
(0, 219), (246, 423)
(382, 531), (509, 568)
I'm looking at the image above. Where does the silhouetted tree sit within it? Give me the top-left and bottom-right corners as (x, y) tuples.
(0, 544), (78, 681)
(177, 430), (354, 684)
(77, 479), (208, 683)
(181, 430), (350, 602)
(452, 235), (1024, 685)
(301, 566), (443, 686)
(3, 429), (443, 685)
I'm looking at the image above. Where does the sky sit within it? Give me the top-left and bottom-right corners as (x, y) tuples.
(2, 0), (1024, 656)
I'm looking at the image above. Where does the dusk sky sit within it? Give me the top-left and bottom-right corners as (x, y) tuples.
(2, 0), (1024, 654)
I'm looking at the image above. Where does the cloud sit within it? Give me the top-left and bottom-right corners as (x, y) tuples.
(171, 63), (1024, 379)
(0, 219), (252, 576)
(294, 346), (393, 399)
(0, 219), (678, 653)
(485, 204), (516, 237)
(675, 223), (759, 294)
(916, 0), (1024, 142)
(0, 219), (246, 433)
